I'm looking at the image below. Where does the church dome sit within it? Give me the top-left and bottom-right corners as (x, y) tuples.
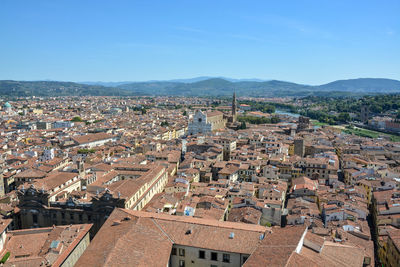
(4, 102), (11, 108)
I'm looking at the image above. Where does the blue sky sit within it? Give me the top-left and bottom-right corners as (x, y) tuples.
(0, 0), (399, 84)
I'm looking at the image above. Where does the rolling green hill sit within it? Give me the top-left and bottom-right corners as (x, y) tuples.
(117, 78), (400, 97)
(1, 78), (399, 97)
(317, 78), (400, 92)
(0, 80), (130, 97)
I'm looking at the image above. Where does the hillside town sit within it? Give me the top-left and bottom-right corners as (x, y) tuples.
(0, 94), (398, 267)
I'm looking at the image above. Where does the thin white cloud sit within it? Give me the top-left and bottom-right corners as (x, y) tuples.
(173, 26), (208, 34)
(114, 42), (165, 49)
(386, 30), (395, 36)
(173, 24), (288, 45)
(240, 14), (336, 40)
(226, 34), (264, 42)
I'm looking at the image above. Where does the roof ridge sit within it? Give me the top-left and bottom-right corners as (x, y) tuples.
(151, 218), (174, 244)
(120, 209), (266, 232)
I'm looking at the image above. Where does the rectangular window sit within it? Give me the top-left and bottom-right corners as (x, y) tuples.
(32, 214), (38, 224)
(199, 250), (205, 259)
(211, 252), (218, 261)
(179, 248), (185, 257)
(223, 253), (230, 263)
(171, 248), (177, 255)
(179, 260), (185, 267)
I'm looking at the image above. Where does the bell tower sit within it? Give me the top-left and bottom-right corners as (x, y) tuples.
(77, 159), (85, 177)
(232, 92), (237, 121)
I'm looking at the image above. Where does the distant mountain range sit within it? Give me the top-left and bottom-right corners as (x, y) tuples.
(81, 76), (267, 86)
(1, 78), (400, 98)
(0, 80), (130, 97)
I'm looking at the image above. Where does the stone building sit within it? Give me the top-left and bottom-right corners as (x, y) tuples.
(294, 139), (305, 157)
(76, 208), (267, 267)
(378, 229), (400, 267)
(0, 223), (92, 267)
(297, 116), (310, 131)
(16, 163), (169, 236)
(361, 104), (370, 123)
(188, 110), (225, 135)
(77, 208), (369, 267)
(226, 92), (241, 130)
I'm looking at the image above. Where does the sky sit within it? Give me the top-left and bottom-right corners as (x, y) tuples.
(0, 0), (399, 85)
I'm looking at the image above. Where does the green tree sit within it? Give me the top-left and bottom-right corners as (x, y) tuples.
(338, 112), (350, 123)
(71, 116), (83, 122)
(270, 116), (280, 123)
(77, 148), (95, 154)
(1, 252), (10, 264)
(396, 110), (400, 119)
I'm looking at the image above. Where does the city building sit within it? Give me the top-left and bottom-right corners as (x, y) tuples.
(188, 110), (225, 135)
(0, 223), (92, 267)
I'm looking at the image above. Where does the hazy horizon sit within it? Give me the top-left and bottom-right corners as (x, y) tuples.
(2, 76), (400, 87)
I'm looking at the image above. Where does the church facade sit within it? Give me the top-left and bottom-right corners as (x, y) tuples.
(187, 92), (238, 135)
(188, 110), (225, 135)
